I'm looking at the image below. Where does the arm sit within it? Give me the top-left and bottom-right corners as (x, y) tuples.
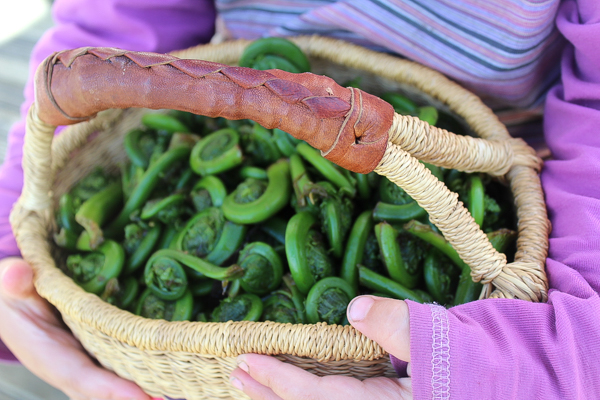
(404, 1), (600, 398)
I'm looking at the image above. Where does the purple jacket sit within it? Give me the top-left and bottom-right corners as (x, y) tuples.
(403, 1), (600, 398)
(1, 0), (599, 398)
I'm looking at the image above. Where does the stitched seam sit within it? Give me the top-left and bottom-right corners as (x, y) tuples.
(322, 86), (355, 157)
(430, 303), (450, 400)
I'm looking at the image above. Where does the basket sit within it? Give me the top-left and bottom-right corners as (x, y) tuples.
(10, 36), (550, 400)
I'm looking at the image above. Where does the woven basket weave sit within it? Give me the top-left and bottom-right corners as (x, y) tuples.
(10, 36), (550, 400)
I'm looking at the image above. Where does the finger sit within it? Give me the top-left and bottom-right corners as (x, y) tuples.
(0, 258), (57, 321)
(6, 316), (151, 400)
(236, 354), (319, 399)
(62, 353), (151, 400)
(0, 257), (37, 299)
(0, 259), (150, 400)
(361, 377), (413, 399)
(0, 312), (135, 399)
(230, 367), (283, 400)
(236, 354), (411, 400)
(396, 377), (412, 398)
(347, 296), (411, 361)
(406, 362), (412, 377)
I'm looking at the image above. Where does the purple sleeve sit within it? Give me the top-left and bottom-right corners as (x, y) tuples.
(0, 0), (216, 259)
(397, 1), (600, 398)
(0, 339), (18, 363)
(0, 0), (216, 361)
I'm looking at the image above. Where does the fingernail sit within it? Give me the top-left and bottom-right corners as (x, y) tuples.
(230, 376), (243, 390)
(237, 361), (249, 373)
(348, 296), (374, 322)
(236, 355), (249, 373)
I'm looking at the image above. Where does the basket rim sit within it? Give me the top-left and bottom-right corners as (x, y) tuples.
(11, 35), (549, 360)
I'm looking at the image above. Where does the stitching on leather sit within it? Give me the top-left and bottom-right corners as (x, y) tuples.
(46, 48), (358, 126)
(322, 86), (355, 157)
(65, 49), (350, 117)
(44, 53), (88, 122)
(353, 88), (363, 141)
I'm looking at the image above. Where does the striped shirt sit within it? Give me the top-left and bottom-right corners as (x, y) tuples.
(216, 0), (564, 111)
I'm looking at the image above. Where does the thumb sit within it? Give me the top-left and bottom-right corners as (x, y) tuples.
(0, 257), (38, 300)
(347, 295), (411, 361)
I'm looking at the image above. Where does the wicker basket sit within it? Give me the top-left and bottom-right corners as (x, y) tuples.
(10, 36), (550, 400)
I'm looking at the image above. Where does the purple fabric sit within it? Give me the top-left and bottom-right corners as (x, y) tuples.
(0, 339), (18, 363)
(1, 0), (600, 398)
(396, 0), (600, 398)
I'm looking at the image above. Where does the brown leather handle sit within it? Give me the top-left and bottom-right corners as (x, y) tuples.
(34, 47), (394, 173)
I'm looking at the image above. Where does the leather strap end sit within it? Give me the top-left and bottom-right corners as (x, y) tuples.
(34, 50), (95, 126)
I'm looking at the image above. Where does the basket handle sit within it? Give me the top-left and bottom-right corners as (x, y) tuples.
(35, 47), (540, 175)
(34, 47), (393, 174)
(24, 47), (545, 301)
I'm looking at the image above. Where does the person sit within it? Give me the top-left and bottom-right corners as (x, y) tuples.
(1, 0), (599, 399)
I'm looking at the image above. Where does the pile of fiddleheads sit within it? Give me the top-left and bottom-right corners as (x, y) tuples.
(55, 38), (517, 324)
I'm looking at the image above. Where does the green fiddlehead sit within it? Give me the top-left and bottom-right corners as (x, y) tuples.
(237, 242), (283, 295)
(211, 293), (263, 322)
(190, 128), (243, 176)
(305, 277), (356, 325)
(222, 159), (291, 225)
(175, 207), (247, 265)
(285, 212), (334, 294)
(135, 288), (194, 321)
(65, 240), (125, 294)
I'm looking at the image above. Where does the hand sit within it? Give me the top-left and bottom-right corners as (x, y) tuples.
(230, 295), (412, 400)
(0, 257), (151, 400)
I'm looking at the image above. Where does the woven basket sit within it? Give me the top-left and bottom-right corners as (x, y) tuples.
(10, 36), (550, 400)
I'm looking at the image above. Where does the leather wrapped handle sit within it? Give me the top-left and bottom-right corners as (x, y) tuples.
(35, 47), (394, 174)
